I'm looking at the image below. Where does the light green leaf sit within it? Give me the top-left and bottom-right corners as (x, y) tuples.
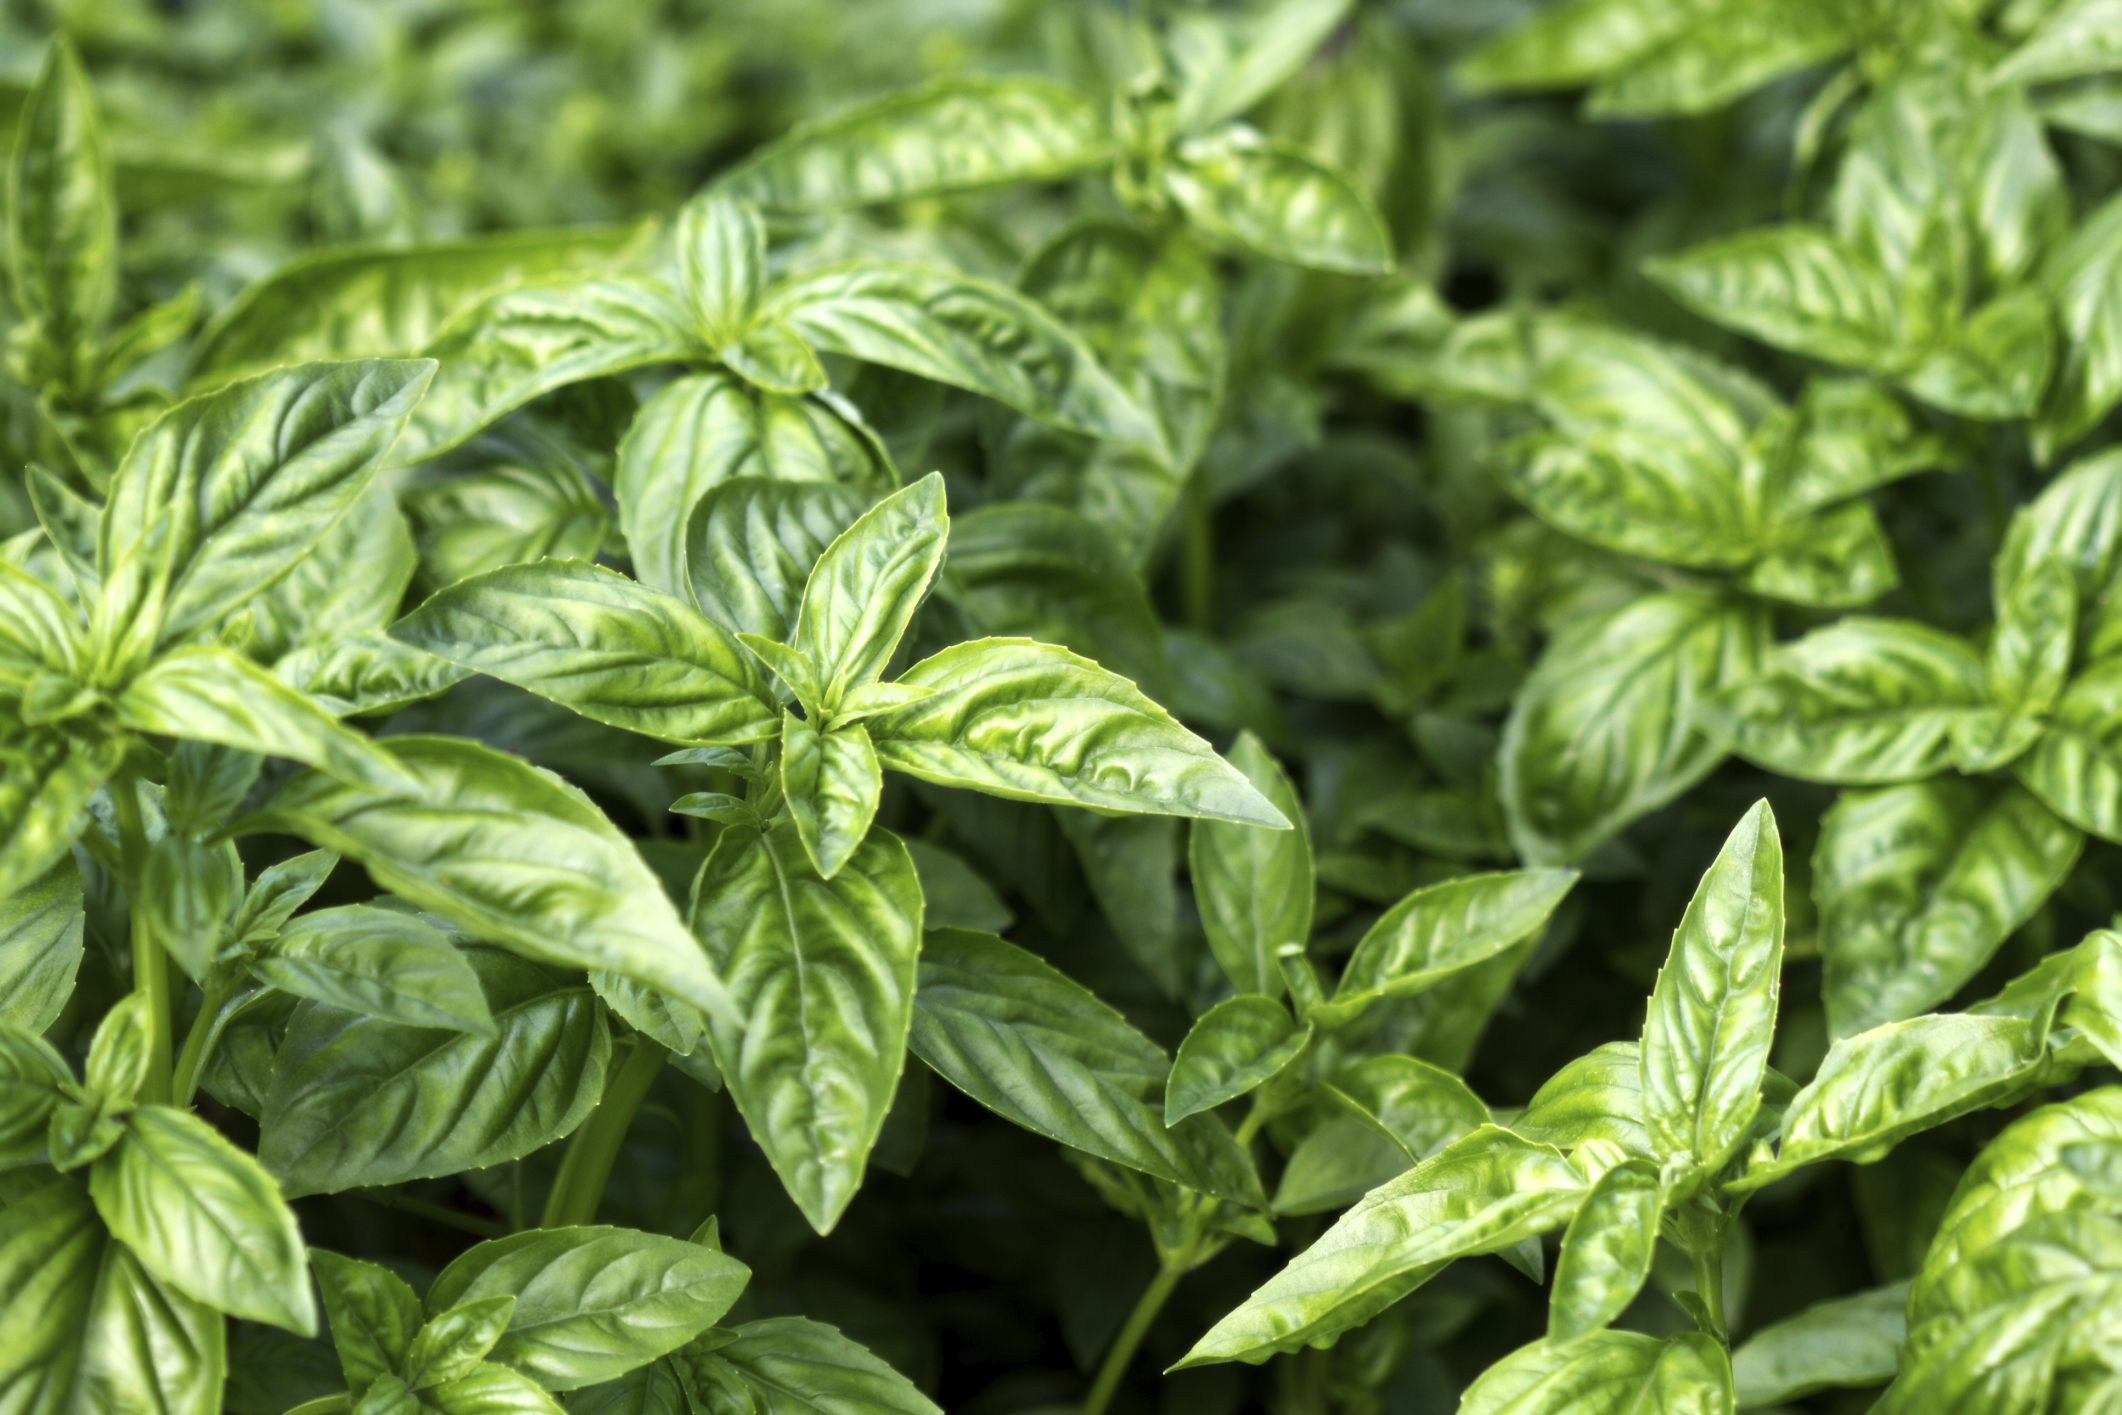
(397, 279), (696, 466)
(9, 36), (115, 357)
(1993, 448), (2122, 663)
(1456, 0), (1690, 92)
(1164, 129), (1392, 275)
(1164, 995), (1306, 1125)
(404, 1295), (515, 1390)
(1817, 780), (2082, 1038)
(794, 474), (947, 708)
(0, 559), (82, 683)
(766, 264), (1158, 447)
(1189, 732), (1312, 999)
(1902, 288), (2056, 422)
(313, 1249), (421, 1393)
(0, 731), (120, 923)
(908, 927), (1263, 1207)
(689, 822), (921, 1234)
(0, 857), (83, 1033)
(868, 638), (1287, 826)
(1493, 427), (1753, 571)
(2015, 658), (2122, 840)
(568, 1359), (688, 1415)
(1993, 0), (2122, 86)
(1175, 1127), (1586, 1367)
(1731, 1280), (1908, 1406)
(677, 195), (765, 350)
(1323, 1053), (1490, 1162)
(251, 482), (417, 662)
(88, 1104), (315, 1334)
(1639, 801), (1783, 1177)
(276, 630), (471, 718)
(0, 1023), (69, 1166)
(0, 1177), (225, 1415)
(1645, 226), (1900, 370)
(779, 714), (882, 881)
(390, 559), (779, 747)
(251, 737), (738, 1026)
(680, 1316), (942, 1415)
(1739, 499), (1900, 609)
(716, 77), (1107, 210)
(115, 646), (407, 788)
(1548, 1159), (1663, 1346)
(259, 948), (609, 1197)
(615, 373), (893, 602)
(1514, 1042), (1654, 1157)
(254, 905), (496, 1035)
(1323, 869), (1578, 1024)
(425, 1226), (749, 1391)
(682, 477), (871, 642)
(81, 991), (153, 1111)
(400, 417), (611, 586)
(1458, 1331), (1733, 1415)
(722, 318), (826, 396)
(1501, 591), (1766, 865)
(424, 1364), (567, 1415)
(96, 359), (436, 654)
(1696, 618), (1988, 784)
(2035, 192), (2122, 462)
(139, 831), (239, 982)
(1271, 1116), (1415, 1218)
(1168, 0), (1356, 133)
(1584, 0), (1855, 119)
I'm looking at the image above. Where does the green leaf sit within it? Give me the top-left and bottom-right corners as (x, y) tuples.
(390, 559), (779, 747)
(1696, 618), (1988, 784)
(867, 638), (1287, 826)
(1322, 869), (1578, 1024)
(1638, 801), (1784, 1177)
(1644, 226), (1900, 370)
(96, 359), (437, 655)
(900, 838), (1012, 935)
(682, 477), (871, 642)
(779, 714), (882, 881)
(0, 559), (82, 684)
(425, 1226), (749, 1391)
(1730, 1280), (1908, 1406)
(689, 822), (921, 1234)
(253, 905), (496, 1035)
(400, 419), (612, 587)
(191, 225), (651, 375)
(258, 948), (610, 1197)
(1271, 1116), (1419, 1218)
(1455, 0), (1691, 91)
(140, 830), (239, 982)
(1902, 288), (2056, 422)
(1501, 591), (1766, 865)
(1492, 427), (1754, 571)
(9, 36), (116, 357)
(83, 990), (154, 1109)
(908, 927), (1263, 1207)
(1817, 780), (2082, 1038)
(794, 474), (947, 708)
(396, 279), (695, 466)
(251, 736), (739, 1026)
(404, 1295), (515, 1390)
(1189, 732), (1312, 998)
(1164, 129), (1392, 275)
(1514, 1041), (1654, 1157)
(715, 77), (1108, 210)
(1583, 1), (1856, 119)
(423, 1364), (567, 1414)
(1993, 448), (2122, 661)
(0, 1177), (225, 1415)
(1739, 499), (1900, 609)
(1547, 1158), (1663, 1347)
(115, 646), (407, 788)
(679, 1316), (942, 1415)
(2035, 192), (2122, 462)
(1993, 0), (2122, 87)
(228, 847), (338, 954)
(1168, 0), (1357, 133)
(1164, 995), (1306, 1125)
(313, 1249), (422, 1393)
(276, 631), (471, 718)
(1323, 1053), (1491, 1161)
(1175, 1127), (1586, 1367)
(2015, 659), (2122, 841)
(1458, 1331), (1734, 1415)
(766, 264), (1159, 447)
(1052, 809), (1182, 996)
(0, 857), (83, 1033)
(88, 1103), (315, 1334)
(251, 482), (418, 662)
(0, 1022), (69, 1165)
(0, 731), (118, 914)
(723, 319), (826, 397)
(676, 195), (765, 350)
(568, 1359), (689, 1415)
(615, 373), (893, 603)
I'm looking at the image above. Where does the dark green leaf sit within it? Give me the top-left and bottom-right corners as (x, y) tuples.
(9, 37), (115, 356)
(1323, 1053), (1490, 1161)
(1731, 1280), (1908, 1406)
(0, 1023), (69, 1166)
(680, 1316), (942, 1415)
(2015, 659), (2122, 841)
(313, 1249), (421, 1393)
(0, 857), (83, 1033)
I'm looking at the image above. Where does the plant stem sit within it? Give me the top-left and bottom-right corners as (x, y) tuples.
(110, 766), (172, 1106)
(1081, 1254), (1189, 1415)
(541, 1036), (668, 1228)
(1691, 1241), (1728, 1344)
(169, 978), (234, 1108)
(352, 1188), (508, 1240)
(1182, 474), (1214, 633)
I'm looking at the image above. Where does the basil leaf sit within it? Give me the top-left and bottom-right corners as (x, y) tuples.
(1164, 995), (1306, 1125)
(689, 822), (921, 1234)
(0, 558), (82, 682)
(794, 474), (946, 708)
(0, 730), (122, 904)
(2035, 191), (2122, 462)
(1168, 0), (1356, 133)
(909, 927), (1263, 1207)
(1501, 591), (1766, 864)
(676, 195), (764, 350)
(1731, 1280), (1909, 1406)
(391, 559), (779, 747)
(1272, 1116), (1417, 1218)
(766, 265), (1158, 447)
(1458, 1331), (1734, 1415)
(682, 477), (871, 642)
(868, 638), (1287, 826)
(0, 1022), (69, 1165)
(1323, 1053), (1490, 1162)
(615, 373), (892, 602)
(88, 1103), (315, 1333)
(2015, 658), (2122, 840)
(96, 359), (436, 653)
(1640, 800), (1784, 1176)
(680, 1316), (942, 1415)
(9, 36), (116, 360)
(404, 1295), (515, 1390)
(313, 1249), (422, 1392)
(425, 1226), (749, 1390)
(900, 837), (1012, 935)
(251, 483), (417, 662)
(1175, 1127), (1587, 1367)
(568, 1359), (688, 1415)
(1189, 732), (1312, 998)
(723, 318), (827, 397)
(422, 1363), (567, 1414)
(1994, 0), (2122, 86)
(251, 737), (739, 1026)
(1493, 427), (1754, 571)
(1547, 1158), (1663, 1347)
(1053, 808), (1182, 996)
(253, 905), (496, 1035)
(259, 948), (609, 1197)
(1993, 447), (2122, 661)
(1644, 226), (1900, 370)
(716, 77), (1107, 210)
(1455, 0), (1692, 91)
(1323, 868), (1577, 1024)
(0, 1177), (225, 1414)
(1740, 499), (1900, 609)
(401, 418), (612, 587)
(1164, 129), (1392, 276)
(1696, 617), (1988, 784)
(0, 856), (84, 1033)
(778, 715), (880, 880)
(1514, 1041), (1654, 1157)
(277, 631), (471, 718)
(140, 831), (240, 982)
(1817, 780), (2081, 1037)
(1582, 1), (1855, 119)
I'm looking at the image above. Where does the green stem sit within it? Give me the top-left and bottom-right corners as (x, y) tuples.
(352, 1188), (508, 1240)
(1182, 474), (1213, 633)
(1691, 1241), (1728, 1344)
(1081, 1254), (1189, 1415)
(541, 1037), (668, 1228)
(169, 978), (235, 1108)
(110, 766), (172, 1106)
